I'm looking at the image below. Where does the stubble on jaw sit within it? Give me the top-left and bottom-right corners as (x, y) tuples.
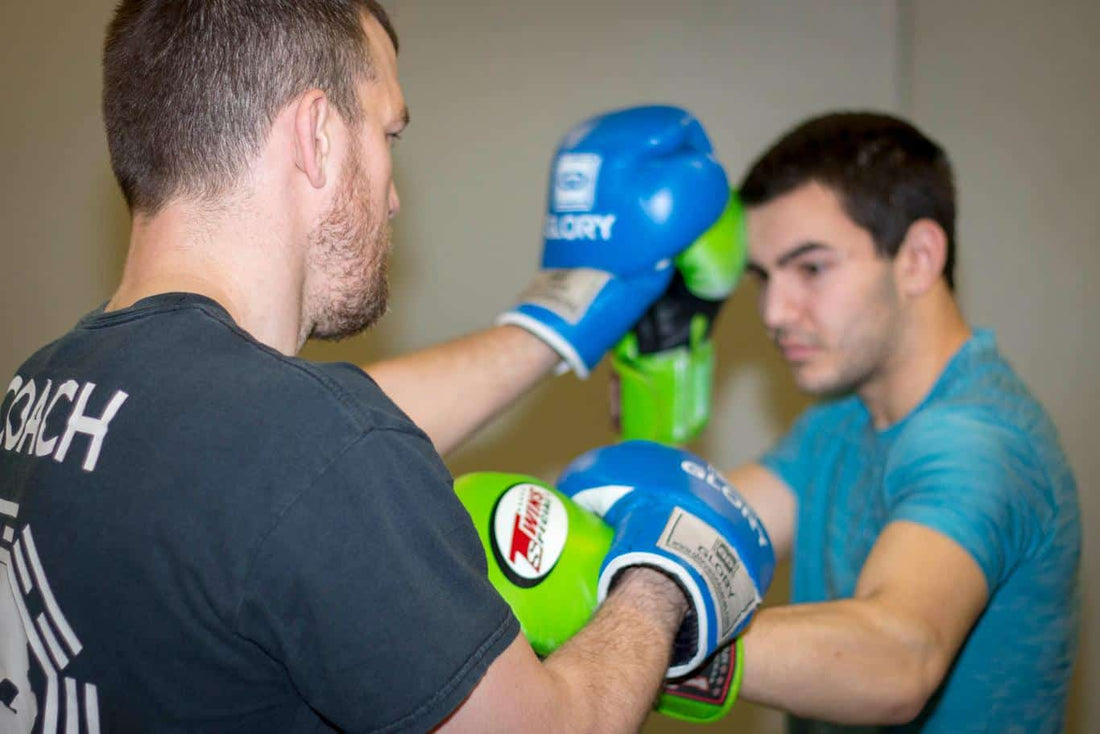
(303, 144), (392, 344)
(796, 268), (902, 399)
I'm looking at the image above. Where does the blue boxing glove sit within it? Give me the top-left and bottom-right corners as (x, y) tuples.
(498, 105), (730, 377)
(557, 440), (774, 677)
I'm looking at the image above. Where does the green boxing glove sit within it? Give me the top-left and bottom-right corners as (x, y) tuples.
(456, 471), (611, 654)
(611, 192), (748, 445)
(455, 471), (742, 723)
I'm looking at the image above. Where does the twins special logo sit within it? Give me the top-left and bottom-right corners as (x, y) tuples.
(490, 484), (569, 588)
(553, 153), (602, 212)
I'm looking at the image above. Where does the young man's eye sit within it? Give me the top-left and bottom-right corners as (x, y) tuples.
(798, 262), (826, 277)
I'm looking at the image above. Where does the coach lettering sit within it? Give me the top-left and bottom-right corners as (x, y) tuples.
(54, 383), (129, 472)
(1, 376), (127, 473)
(35, 380), (78, 457)
(2, 376), (27, 451)
(15, 379), (52, 454)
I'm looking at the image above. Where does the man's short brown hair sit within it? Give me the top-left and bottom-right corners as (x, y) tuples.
(740, 112), (958, 288)
(103, 0), (398, 214)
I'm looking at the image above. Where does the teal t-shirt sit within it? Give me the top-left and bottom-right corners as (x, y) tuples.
(760, 330), (1080, 733)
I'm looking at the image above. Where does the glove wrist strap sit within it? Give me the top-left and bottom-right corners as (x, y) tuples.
(656, 638), (743, 723)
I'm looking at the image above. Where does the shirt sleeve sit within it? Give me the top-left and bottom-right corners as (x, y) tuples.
(235, 427), (519, 733)
(883, 406), (1053, 593)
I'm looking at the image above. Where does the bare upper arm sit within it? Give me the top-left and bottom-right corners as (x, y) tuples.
(433, 635), (563, 732)
(727, 462), (797, 561)
(855, 520), (989, 683)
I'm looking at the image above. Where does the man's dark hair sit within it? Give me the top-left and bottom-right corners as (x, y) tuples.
(739, 112), (958, 288)
(103, 0), (398, 214)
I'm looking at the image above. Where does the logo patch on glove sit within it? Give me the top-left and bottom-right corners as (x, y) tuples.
(553, 153), (602, 211)
(490, 483), (569, 587)
(681, 460), (770, 549)
(516, 268), (611, 325)
(657, 508), (761, 640)
(543, 214), (617, 242)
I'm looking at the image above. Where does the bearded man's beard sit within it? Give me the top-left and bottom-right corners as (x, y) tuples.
(305, 147), (392, 342)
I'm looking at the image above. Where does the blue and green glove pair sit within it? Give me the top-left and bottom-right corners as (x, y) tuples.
(499, 105), (731, 380)
(455, 441), (774, 724)
(495, 102), (745, 445)
(612, 192), (748, 445)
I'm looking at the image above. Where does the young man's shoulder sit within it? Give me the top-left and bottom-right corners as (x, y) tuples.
(889, 332), (1077, 525)
(912, 329), (1061, 457)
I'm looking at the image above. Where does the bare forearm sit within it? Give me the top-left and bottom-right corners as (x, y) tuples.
(739, 600), (941, 725)
(365, 325), (558, 455)
(543, 568), (687, 733)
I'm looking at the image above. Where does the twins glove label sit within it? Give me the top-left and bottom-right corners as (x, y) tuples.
(490, 483), (570, 588)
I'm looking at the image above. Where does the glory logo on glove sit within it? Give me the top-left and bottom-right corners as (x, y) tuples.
(542, 214), (617, 241)
(544, 153), (618, 241)
(553, 153), (602, 211)
(680, 458), (769, 548)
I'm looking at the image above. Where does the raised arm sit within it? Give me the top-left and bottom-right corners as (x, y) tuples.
(739, 520), (988, 724)
(366, 325), (557, 456)
(368, 106), (732, 456)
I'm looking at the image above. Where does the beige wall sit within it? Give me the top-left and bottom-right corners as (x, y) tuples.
(0, 1), (1093, 731)
(0, 2), (130, 378)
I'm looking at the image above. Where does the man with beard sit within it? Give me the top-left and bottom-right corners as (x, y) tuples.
(0, 1), (748, 732)
(713, 113), (1080, 731)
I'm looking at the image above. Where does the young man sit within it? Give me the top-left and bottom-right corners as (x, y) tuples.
(725, 113), (1080, 731)
(0, 1), (749, 731)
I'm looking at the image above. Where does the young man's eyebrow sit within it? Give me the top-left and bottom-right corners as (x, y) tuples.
(776, 241), (830, 267)
(747, 242), (832, 276)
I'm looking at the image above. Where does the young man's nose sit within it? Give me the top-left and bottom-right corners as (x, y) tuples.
(760, 279), (800, 331)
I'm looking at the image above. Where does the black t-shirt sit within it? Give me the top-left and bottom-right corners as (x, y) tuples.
(0, 293), (518, 733)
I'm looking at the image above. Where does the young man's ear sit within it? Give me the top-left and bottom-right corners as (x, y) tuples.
(293, 89), (331, 189)
(895, 218), (949, 296)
